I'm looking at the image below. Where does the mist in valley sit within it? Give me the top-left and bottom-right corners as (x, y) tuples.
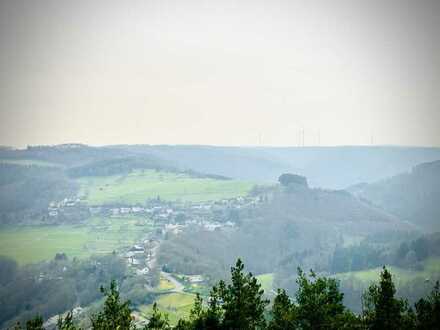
(1, 0), (440, 329)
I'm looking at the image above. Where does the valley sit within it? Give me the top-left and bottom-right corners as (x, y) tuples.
(0, 145), (440, 328)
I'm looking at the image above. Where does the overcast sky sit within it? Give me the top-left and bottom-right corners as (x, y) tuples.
(0, 0), (439, 147)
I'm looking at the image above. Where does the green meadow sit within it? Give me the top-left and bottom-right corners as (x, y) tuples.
(157, 276), (176, 292)
(0, 159), (62, 167)
(334, 257), (440, 290)
(0, 216), (152, 265)
(139, 292), (196, 325)
(78, 170), (254, 205)
(256, 273), (274, 294)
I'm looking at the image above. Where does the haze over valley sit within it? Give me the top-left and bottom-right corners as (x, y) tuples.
(1, 0), (440, 329)
(1, 144), (440, 328)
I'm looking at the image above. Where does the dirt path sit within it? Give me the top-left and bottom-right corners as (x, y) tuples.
(161, 271), (184, 293)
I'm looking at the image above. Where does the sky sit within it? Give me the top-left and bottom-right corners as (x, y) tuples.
(0, 0), (439, 148)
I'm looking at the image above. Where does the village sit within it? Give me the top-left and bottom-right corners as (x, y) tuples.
(107, 195), (263, 277)
(47, 195), (262, 229)
(45, 194), (264, 282)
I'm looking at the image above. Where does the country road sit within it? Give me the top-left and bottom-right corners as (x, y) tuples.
(161, 271), (184, 293)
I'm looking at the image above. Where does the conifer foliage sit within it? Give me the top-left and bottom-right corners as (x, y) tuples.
(15, 262), (440, 330)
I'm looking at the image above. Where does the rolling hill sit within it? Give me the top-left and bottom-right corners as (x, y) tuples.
(349, 160), (440, 231)
(2, 144), (440, 189)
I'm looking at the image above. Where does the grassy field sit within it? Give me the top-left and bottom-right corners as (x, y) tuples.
(256, 273), (274, 294)
(0, 216), (152, 265)
(141, 273), (275, 325)
(158, 276), (176, 291)
(139, 293), (196, 325)
(334, 258), (440, 290)
(0, 159), (62, 167)
(78, 170), (254, 205)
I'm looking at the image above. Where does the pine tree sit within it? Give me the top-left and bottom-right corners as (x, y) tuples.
(26, 316), (45, 330)
(219, 259), (269, 330)
(415, 281), (440, 330)
(362, 266), (414, 329)
(267, 289), (296, 330)
(90, 280), (135, 330)
(294, 268), (349, 330)
(144, 303), (170, 330)
(57, 311), (79, 330)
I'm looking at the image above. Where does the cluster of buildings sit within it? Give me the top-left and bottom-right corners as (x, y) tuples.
(123, 238), (160, 276)
(47, 197), (82, 217)
(46, 195), (264, 278)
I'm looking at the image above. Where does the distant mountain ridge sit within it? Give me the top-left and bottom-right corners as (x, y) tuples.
(2, 144), (440, 189)
(100, 145), (440, 188)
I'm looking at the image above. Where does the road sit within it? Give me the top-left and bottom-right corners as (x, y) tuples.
(161, 271), (184, 292)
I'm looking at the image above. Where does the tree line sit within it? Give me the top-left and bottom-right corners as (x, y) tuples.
(13, 259), (440, 330)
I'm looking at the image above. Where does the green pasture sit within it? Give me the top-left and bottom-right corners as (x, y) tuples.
(334, 257), (440, 290)
(0, 216), (152, 265)
(139, 293), (196, 325)
(256, 273), (274, 294)
(158, 276), (176, 292)
(78, 170), (254, 205)
(0, 159), (62, 167)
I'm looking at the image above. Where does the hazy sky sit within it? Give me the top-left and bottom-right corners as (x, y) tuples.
(1, 0), (439, 147)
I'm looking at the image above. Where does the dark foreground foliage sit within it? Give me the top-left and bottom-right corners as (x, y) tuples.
(13, 260), (440, 330)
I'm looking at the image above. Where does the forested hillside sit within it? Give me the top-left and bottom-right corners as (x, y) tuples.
(349, 160), (440, 231)
(9, 259), (440, 330)
(0, 164), (77, 224)
(3, 144), (440, 188)
(117, 145), (440, 188)
(159, 176), (408, 285)
(1, 145), (440, 328)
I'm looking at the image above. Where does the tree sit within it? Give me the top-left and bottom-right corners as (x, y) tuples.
(54, 253), (68, 262)
(278, 174), (308, 188)
(91, 280), (134, 330)
(294, 268), (349, 330)
(13, 316), (45, 330)
(362, 267), (414, 330)
(57, 311), (79, 330)
(269, 268), (359, 330)
(184, 293), (220, 330)
(267, 289), (296, 330)
(415, 281), (440, 330)
(144, 303), (170, 330)
(12, 260), (440, 330)
(26, 316), (44, 330)
(181, 259), (268, 330)
(219, 259), (269, 330)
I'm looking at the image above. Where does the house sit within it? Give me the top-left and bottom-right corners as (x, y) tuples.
(187, 275), (204, 283)
(49, 210), (58, 217)
(89, 207), (102, 215)
(131, 258), (141, 266)
(125, 251), (136, 258)
(136, 267), (150, 275)
(165, 224), (183, 234)
(204, 223), (221, 231)
(129, 245), (145, 254)
(120, 207), (131, 214)
(132, 244), (144, 251)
